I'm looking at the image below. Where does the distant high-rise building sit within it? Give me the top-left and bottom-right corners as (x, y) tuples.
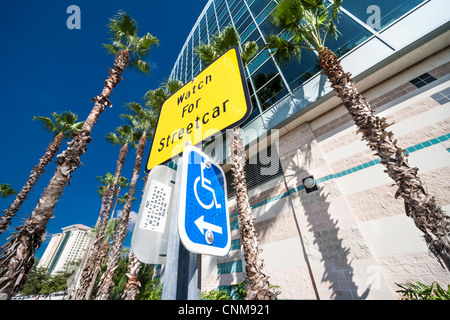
(37, 224), (92, 275)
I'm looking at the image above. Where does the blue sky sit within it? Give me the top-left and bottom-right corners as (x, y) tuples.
(0, 0), (207, 259)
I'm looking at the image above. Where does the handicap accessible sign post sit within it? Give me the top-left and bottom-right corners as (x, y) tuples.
(178, 145), (231, 256)
(161, 144), (230, 300)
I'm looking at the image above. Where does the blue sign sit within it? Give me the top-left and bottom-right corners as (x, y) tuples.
(178, 145), (230, 256)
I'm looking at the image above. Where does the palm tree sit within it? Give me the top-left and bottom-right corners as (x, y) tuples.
(0, 11), (158, 300)
(95, 102), (155, 300)
(75, 125), (139, 300)
(144, 79), (184, 116)
(66, 172), (114, 299)
(0, 112), (83, 235)
(84, 218), (120, 300)
(266, 0), (450, 269)
(0, 184), (16, 199)
(195, 25), (278, 300)
(120, 82), (184, 300)
(121, 250), (141, 300)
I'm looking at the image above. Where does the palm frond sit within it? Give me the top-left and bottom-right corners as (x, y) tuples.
(271, 0), (305, 31)
(265, 35), (302, 65)
(164, 79), (184, 94)
(213, 25), (240, 52)
(144, 88), (168, 112)
(105, 132), (120, 146)
(241, 41), (259, 66)
(138, 33), (159, 51)
(129, 58), (150, 74)
(107, 10), (137, 41)
(32, 116), (56, 133)
(102, 43), (120, 55)
(0, 184), (17, 198)
(195, 43), (218, 66)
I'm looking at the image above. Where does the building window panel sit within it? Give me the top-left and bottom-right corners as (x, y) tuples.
(256, 74), (289, 111)
(325, 10), (372, 58)
(258, 14), (281, 40)
(341, 0), (426, 31)
(278, 49), (320, 92)
(247, 49), (271, 75)
(256, 2), (275, 25)
(219, 15), (231, 29)
(225, 144), (284, 198)
(249, 0), (272, 19)
(241, 22), (256, 42)
(229, 0), (243, 14)
(235, 10), (251, 32)
(231, 3), (246, 24)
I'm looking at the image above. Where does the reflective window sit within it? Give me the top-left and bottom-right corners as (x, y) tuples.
(230, 0), (245, 20)
(231, 5), (246, 24)
(251, 58), (279, 90)
(235, 9), (251, 30)
(207, 5), (217, 30)
(237, 16), (254, 37)
(241, 22), (256, 42)
(229, 0), (243, 14)
(258, 14), (281, 39)
(256, 3), (275, 25)
(256, 74), (288, 110)
(341, 0), (425, 30)
(278, 50), (320, 92)
(249, 0), (272, 19)
(248, 49), (270, 75)
(219, 15), (231, 29)
(325, 11), (372, 57)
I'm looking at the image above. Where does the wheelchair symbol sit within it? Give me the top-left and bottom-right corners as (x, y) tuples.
(194, 159), (222, 210)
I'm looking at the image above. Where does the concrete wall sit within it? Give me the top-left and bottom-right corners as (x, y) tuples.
(200, 47), (450, 300)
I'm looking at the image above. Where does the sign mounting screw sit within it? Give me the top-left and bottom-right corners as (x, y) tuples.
(205, 230), (214, 244)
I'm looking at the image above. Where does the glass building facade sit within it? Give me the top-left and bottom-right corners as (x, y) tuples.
(166, 0), (450, 299)
(169, 0), (432, 132)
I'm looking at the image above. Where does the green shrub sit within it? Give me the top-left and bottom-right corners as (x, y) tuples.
(396, 281), (450, 300)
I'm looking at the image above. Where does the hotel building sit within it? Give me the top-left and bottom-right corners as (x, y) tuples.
(37, 224), (92, 276)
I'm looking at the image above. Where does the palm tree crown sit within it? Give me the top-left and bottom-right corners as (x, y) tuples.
(0, 184), (16, 198)
(267, 0), (450, 270)
(266, 0), (342, 62)
(105, 124), (142, 149)
(195, 24), (258, 67)
(32, 111), (84, 138)
(103, 10), (159, 74)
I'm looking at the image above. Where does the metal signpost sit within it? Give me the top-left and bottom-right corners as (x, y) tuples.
(161, 144), (230, 300)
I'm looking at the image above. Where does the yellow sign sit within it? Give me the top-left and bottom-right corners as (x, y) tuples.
(146, 46), (252, 171)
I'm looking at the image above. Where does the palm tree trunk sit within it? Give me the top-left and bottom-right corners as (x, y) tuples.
(0, 132), (64, 235)
(0, 50), (130, 300)
(318, 47), (450, 270)
(230, 127), (278, 300)
(75, 143), (128, 300)
(96, 132), (146, 300)
(66, 186), (110, 299)
(122, 173), (148, 300)
(121, 250), (142, 300)
(85, 241), (110, 300)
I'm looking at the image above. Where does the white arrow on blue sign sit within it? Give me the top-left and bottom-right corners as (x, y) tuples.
(178, 145), (230, 256)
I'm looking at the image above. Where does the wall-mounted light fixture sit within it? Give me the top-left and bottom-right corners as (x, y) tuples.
(303, 176), (318, 193)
